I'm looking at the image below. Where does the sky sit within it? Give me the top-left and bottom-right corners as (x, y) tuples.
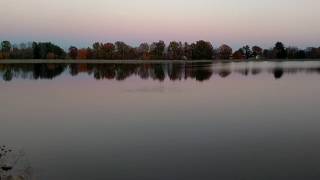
(0, 0), (320, 49)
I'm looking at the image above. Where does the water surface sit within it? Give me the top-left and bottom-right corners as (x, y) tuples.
(1, 61), (320, 180)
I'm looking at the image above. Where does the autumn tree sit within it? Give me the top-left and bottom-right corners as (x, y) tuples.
(252, 46), (263, 57)
(232, 49), (244, 60)
(218, 44), (232, 59)
(77, 49), (89, 59)
(102, 43), (115, 59)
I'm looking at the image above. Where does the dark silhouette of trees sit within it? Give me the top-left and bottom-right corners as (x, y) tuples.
(191, 40), (214, 60)
(167, 41), (183, 60)
(183, 42), (193, 60)
(150, 41), (166, 59)
(274, 42), (287, 59)
(137, 43), (150, 60)
(296, 50), (306, 59)
(218, 44), (232, 59)
(10, 43), (34, 59)
(92, 42), (103, 59)
(305, 47), (320, 59)
(0, 41), (12, 59)
(102, 43), (116, 59)
(115, 41), (131, 59)
(1, 41), (12, 53)
(263, 48), (275, 59)
(2, 40), (320, 61)
(68, 46), (78, 59)
(252, 46), (263, 57)
(287, 47), (305, 59)
(242, 45), (252, 59)
(232, 49), (245, 59)
(32, 42), (66, 59)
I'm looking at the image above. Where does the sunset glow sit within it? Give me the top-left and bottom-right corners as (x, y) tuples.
(1, 0), (320, 48)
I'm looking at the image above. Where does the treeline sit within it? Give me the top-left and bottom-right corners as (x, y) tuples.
(1, 40), (320, 60)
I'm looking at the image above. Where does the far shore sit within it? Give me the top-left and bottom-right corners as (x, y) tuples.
(0, 59), (320, 64)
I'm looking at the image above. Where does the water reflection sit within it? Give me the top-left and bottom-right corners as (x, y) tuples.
(1, 62), (320, 82)
(1, 61), (320, 180)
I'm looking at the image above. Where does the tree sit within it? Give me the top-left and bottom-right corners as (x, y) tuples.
(77, 49), (89, 59)
(274, 42), (287, 59)
(305, 47), (320, 59)
(68, 46), (78, 59)
(286, 47), (299, 59)
(252, 46), (263, 57)
(191, 40), (214, 60)
(167, 41), (183, 60)
(32, 42), (40, 59)
(32, 42), (66, 59)
(150, 41), (166, 59)
(296, 50), (306, 59)
(86, 48), (94, 59)
(218, 44), (232, 60)
(92, 42), (103, 59)
(115, 41), (131, 59)
(1, 41), (12, 59)
(10, 43), (33, 59)
(137, 43), (150, 60)
(263, 48), (275, 59)
(46, 52), (56, 59)
(232, 49), (244, 60)
(102, 43), (115, 59)
(242, 45), (252, 59)
(183, 42), (193, 60)
(1, 41), (12, 53)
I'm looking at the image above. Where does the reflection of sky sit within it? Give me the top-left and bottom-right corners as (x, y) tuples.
(1, 62), (320, 179)
(1, 0), (320, 49)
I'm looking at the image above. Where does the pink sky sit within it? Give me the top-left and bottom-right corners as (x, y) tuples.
(1, 0), (320, 49)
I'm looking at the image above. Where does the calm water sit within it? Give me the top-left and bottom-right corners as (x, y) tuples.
(1, 61), (320, 180)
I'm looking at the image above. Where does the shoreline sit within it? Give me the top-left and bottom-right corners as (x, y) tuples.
(0, 59), (320, 64)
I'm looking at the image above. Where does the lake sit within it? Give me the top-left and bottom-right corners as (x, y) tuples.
(1, 61), (320, 180)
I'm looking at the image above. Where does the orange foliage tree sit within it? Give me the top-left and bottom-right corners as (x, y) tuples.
(77, 49), (88, 59)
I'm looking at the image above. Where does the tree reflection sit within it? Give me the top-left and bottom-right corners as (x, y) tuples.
(186, 63), (214, 81)
(1, 63), (320, 82)
(273, 67), (284, 79)
(0, 64), (66, 81)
